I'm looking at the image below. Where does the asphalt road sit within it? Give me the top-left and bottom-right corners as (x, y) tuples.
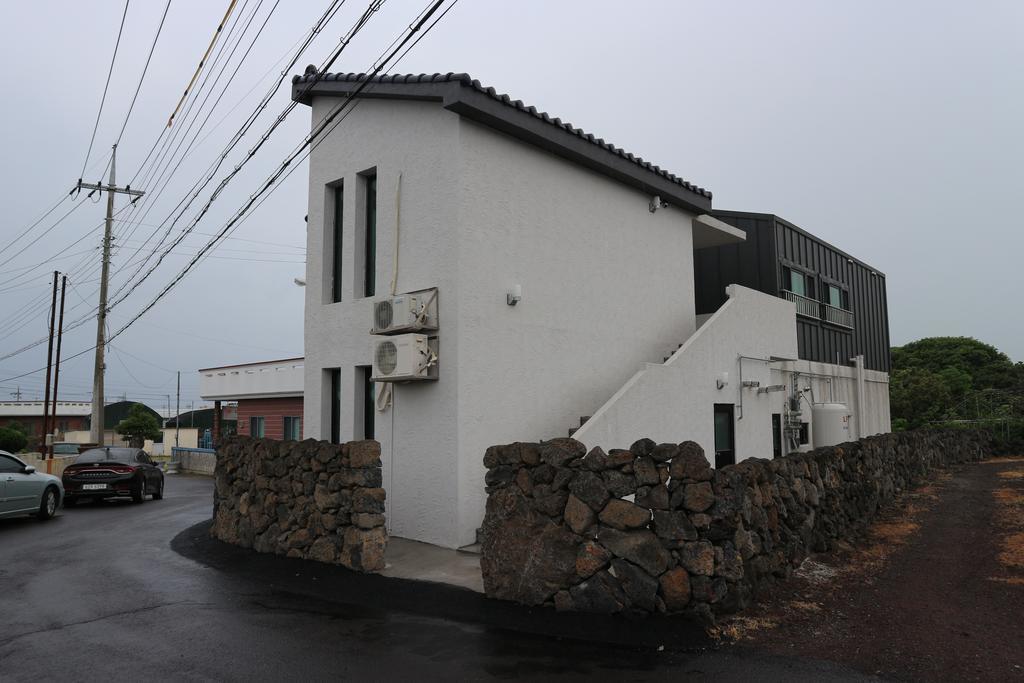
(0, 475), (872, 682)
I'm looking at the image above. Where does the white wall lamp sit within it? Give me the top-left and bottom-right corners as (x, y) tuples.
(716, 372), (729, 390)
(506, 284), (522, 306)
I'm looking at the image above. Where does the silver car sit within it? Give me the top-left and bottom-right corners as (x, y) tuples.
(0, 450), (63, 520)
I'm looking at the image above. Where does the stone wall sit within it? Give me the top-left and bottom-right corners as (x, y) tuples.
(480, 430), (989, 618)
(211, 436), (386, 572)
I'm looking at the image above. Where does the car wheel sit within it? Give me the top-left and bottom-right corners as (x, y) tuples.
(152, 478), (164, 500)
(37, 487), (59, 520)
(132, 476), (147, 503)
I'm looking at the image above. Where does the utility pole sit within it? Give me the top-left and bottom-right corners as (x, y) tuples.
(49, 274), (67, 457)
(10, 387), (22, 400)
(175, 371), (181, 448)
(78, 144), (145, 444)
(41, 271), (58, 458)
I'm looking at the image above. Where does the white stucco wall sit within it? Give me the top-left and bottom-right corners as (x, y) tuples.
(775, 359), (891, 443)
(571, 285), (799, 458)
(199, 359), (304, 401)
(452, 119), (705, 546)
(303, 98), (462, 547)
(303, 95), (719, 548)
(300, 95), (889, 550)
(572, 285), (891, 461)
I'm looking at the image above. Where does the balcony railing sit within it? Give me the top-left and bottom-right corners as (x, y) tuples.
(782, 290), (855, 328)
(822, 303), (854, 329)
(783, 290), (820, 318)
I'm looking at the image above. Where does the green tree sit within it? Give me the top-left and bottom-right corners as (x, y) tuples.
(114, 404), (162, 448)
(890, 367), (953, 429)
(0, 426), (28, 453)
(890, 336), (1024, 428)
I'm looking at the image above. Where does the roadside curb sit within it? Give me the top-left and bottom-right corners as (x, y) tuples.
(171, 520), (714, 650)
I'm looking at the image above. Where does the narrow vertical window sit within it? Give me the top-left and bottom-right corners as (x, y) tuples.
(360, 366), (375, 440)
(713, 404), (735, 468)
(329, 368), (341, 444)
(772, 414), (782, 459)
(283, 416), (301, 441)
(331, 182), (344, 303)
(363, 173), (377, 297)
(250, 416), (265, 438)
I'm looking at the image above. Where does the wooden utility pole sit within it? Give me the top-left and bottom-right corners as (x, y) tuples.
(175, 371), (181, 448)
(77, 144), (144, 443)
(50, 274), (67, 456)
(41, 271), (58, 457)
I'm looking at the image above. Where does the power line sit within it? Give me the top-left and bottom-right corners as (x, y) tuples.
(112, 0), (451, 335)
(111, 0), (269, 256)
(166, 0), (240, 129)
(115, 0), (173, 147)
(0, 197), (89, 271)
(107, 0), (379, 312)
(0, 0), (453, 385)
(0, 195), (67, 259)
(80, 0), (131, 180)
(104, 0), (270, 282)
(109, 0), (345, 303)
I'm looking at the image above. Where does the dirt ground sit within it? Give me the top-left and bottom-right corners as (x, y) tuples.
(719, 457), (1024, 682)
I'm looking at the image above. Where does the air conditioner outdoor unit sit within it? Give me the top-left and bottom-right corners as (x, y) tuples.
(371, 333), (437, 382)
(371, 288), (438, 335)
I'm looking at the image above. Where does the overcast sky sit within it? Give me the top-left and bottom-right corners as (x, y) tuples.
(0, 0), (1021, 410)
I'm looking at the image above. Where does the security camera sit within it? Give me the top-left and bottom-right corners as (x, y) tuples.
(649, 195), (668, 213)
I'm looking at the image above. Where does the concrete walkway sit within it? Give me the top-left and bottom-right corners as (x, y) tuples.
(380, 538), (483, 593)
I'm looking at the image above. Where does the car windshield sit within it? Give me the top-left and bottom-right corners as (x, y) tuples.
(75, 448), (138, 464)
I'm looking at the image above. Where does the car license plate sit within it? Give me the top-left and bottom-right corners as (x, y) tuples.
(82, 483), (108, 490)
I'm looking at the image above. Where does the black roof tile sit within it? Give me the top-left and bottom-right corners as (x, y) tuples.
(292, 71), (712, 200)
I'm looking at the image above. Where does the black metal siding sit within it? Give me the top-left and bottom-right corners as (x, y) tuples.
(693, 214), (777, 315)
(699, 212), (891, 373)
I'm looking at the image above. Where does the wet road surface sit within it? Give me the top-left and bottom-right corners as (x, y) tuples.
(0, 474), (872, 681)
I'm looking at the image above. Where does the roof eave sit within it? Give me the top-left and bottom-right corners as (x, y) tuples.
(443, 88), (712, 214)
(292, 78), (713, 214)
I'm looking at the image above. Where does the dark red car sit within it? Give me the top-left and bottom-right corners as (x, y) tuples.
(62, 447), (165, 506)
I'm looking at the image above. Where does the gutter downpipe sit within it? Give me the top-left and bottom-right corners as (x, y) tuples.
(851, 354), (866, 439)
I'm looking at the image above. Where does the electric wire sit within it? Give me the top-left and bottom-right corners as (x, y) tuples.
(112, 0), (449, 333)
(115, 0), (173, 147)
(0, 0), (452, 384)
(111, 0), (271, 257)
(166, 0), (239, 129)
(109, 0), (346, 302)
(80, 0), (131, 180)
(104, 0), (363, 310)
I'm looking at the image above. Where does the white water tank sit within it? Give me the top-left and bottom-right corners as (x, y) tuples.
(812, 402), (852, 447)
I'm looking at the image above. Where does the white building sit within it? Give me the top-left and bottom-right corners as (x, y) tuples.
(293, 72), (891, 549)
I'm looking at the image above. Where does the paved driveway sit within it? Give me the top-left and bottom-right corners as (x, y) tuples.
(0, 474), (872, 682)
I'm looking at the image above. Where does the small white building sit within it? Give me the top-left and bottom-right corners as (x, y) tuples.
(293, 72), (891, 549)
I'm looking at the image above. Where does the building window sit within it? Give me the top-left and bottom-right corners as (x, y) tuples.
(713, 404), (735, 468)
(785, 267), (815, 299)
(799, 422), (810, 445)
(330, 181), (344, 303)
(250, 416), (265, 438)
(283, 416), (301, 441)
(355, 365), (374, 440)
(772, 414), (782, 459)
(328, 368), (341, 444)
(826, 284), (849, 310)
(360, 171), (377, 298)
